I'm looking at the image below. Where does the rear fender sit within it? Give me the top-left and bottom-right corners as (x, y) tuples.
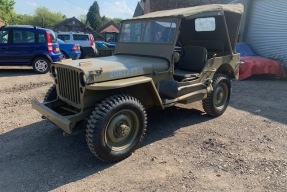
(215, 63), (236, 79)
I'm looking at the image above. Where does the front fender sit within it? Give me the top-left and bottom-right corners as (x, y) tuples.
(86, 76), (152, 90)
(86, 76), (163, 108)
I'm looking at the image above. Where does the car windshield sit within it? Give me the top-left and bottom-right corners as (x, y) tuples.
(119, 18), (177, 44)
(57, 38), (65, 43)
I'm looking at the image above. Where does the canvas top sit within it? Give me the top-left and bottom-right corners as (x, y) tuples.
(131, 3), (244, 20)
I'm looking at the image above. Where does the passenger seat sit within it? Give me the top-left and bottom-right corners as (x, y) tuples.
(173, 46), (207, 81)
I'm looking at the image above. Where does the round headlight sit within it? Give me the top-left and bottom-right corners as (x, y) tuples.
(80, 73), (87, 86)
(51, 66), (57, 77)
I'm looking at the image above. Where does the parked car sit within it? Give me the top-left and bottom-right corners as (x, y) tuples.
(57, 38), (81, 60)
(106, 41), (117, 46)
(95, 41), (116, 49)
(0, 25), (62, 73)
(95, 41), (108, 49)
(57, 32), (98, 59)
(95, 41), (115, 48)
(103, 41), (116, 48)
(95, 41), (115, 57)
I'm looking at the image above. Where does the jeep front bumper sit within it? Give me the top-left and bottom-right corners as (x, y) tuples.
(32, 99), (75, 134)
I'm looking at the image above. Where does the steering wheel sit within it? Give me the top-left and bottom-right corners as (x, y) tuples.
(175, 41), (185, 57)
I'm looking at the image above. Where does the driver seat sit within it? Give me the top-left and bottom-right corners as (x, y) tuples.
(173, 46), (207, 81)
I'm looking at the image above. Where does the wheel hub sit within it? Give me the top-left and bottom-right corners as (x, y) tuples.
(213, 83), (228, 109)
(105, 110), (140, 151)
(36, 60), (47, 72)
(217, 88), (224, 103)
(116, 123), (131, 137)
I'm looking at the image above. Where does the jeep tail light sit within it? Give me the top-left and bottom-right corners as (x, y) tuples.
(46, 31), (53, 53)
(89, 34), (94, 46)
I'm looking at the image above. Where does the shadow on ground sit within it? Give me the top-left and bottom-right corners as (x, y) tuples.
(0, 68), (37, 77)
(0, 106), (211, 191)
(230, 76), (287, 125)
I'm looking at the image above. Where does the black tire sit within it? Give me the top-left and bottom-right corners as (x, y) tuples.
(44, 84), (57, 102)
(86, 95), (147, 162)
(202, 74), (231, 117)
(32, 57), (50, 74)
(79, 48), (85, 59)
(61, 51), (69, 59)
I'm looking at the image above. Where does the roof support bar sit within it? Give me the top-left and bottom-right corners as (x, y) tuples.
(222, 13), (234, 56)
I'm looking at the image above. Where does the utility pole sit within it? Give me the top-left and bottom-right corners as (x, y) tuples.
(42, 17), (44, 27)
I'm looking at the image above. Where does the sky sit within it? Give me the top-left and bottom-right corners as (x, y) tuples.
(14, 0), (138, 19)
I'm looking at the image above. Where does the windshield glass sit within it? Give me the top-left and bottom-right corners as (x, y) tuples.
(119, 18), (177, 44)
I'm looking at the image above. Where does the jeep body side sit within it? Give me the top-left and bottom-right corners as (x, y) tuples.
(32, 4), (244, 162)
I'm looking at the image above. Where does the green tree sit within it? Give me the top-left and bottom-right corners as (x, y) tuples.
(101, 16), (111, 25)
(33, 7), (66, 28)
(78, 14), (87, 24)
(13, 7), (66, 28)
(112, 18), (122, 25)
(14, 14), (34, 25)
(0, 0), (16, 24)
(86, 1), (102, 30)
(101, 16), (122, 26)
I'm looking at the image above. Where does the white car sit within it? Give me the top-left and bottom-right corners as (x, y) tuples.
(57, 32), (98, 59)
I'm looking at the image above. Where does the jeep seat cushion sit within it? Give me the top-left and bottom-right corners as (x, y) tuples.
(173, 69), (199, 81)
(178, 46), (207, 73)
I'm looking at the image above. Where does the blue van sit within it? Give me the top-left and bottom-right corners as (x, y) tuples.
(0, 25), (62, 74)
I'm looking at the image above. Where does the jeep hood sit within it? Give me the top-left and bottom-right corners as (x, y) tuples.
(54, 55), (169, 84)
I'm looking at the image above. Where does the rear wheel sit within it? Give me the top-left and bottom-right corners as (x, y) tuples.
(32, 57), (50, 74)
(202, 74), (231, 117)
(86, 95), (147, 162)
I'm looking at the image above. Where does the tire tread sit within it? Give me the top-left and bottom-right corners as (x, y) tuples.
(86, 94), (147, 163)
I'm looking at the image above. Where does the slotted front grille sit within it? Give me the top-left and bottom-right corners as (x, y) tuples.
(57, 67), (81, 105)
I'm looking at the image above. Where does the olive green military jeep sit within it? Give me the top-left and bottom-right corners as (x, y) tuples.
(32, 4), (244, 162)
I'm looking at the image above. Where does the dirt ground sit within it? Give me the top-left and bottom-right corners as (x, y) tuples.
(0, 66), (287, 192)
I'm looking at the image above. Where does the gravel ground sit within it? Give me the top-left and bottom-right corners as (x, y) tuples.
(0, 67), (286, 192)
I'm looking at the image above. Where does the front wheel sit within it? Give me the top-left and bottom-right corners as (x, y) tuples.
(44, 84), (57, 102)
(202, 74), (231, 117)
(32, 57), (50, 74)
(86, 95), (147, 162)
